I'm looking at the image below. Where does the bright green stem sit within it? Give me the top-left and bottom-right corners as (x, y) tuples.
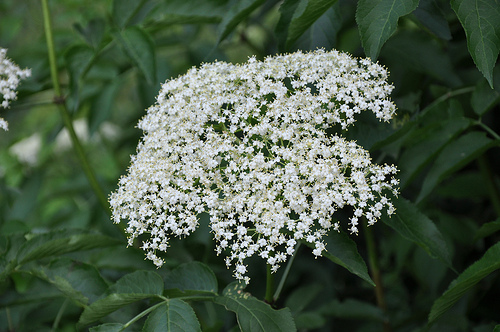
(364, 223), (392, 332)
(477, 155), (500, 217)
(265, 264), (274, 304)
(41, 0), (113, 219)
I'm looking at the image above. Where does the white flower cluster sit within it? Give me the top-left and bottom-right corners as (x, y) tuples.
(0, 48), (31, 131)
(110, 49), (399, 282)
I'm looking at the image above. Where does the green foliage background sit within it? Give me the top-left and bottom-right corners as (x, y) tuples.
(0, 0), (499, 331)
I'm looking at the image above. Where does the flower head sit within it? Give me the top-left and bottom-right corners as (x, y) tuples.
(110, 49), (399, 282)
(0, 47), (31, 130)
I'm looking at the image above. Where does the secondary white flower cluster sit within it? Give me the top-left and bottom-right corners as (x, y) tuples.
(0, 48), (31, 131)
(110, 49), (399, 282)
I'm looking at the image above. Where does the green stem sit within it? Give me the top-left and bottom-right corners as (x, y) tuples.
(265, 264), (274, 304)
(476, 121), (500, 141)
(273, 242), (300, 302)
(364, 222), (392, 332)
(41, 0), (116, 221)
(51, 298), (69, 332)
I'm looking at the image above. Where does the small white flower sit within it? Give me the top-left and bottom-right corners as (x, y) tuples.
(0, 48), (31, 130)
(110, 49), (399, 282)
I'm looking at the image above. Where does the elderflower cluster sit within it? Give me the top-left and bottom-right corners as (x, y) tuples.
(0, 48), (31, 130)
(110, 49), (399, 282)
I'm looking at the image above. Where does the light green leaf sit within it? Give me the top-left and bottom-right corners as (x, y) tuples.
(143, 299), (201, 332)
(216, 0), (266, 45)
(382, 197), (453, 269)
(164, 261), (218, 293)
(89, 323), (124, 332)
(114, 26), (156, 85)
(111, 270), (164, 295)
(451, 0), (500, 88)
(276, 0), (338, 51)
(215, 282), (297, 332)
(428, 241), (500, 323)
(316, 230), (375, 286)
(417, 131), (497, 202)
(356, 0), (419, 60)
(16, 230), (122, 265)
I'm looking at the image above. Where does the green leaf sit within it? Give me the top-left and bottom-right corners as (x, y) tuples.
(79, 293), (156, 326)
(16, 230), (122, 265)
(285, 284), (322, 314)
(33, 258), (108, 305)
(74, 18), (106, 49)
(153, 0), (227, 25)
(451, 0), (500, 88)
(471, 77), (500, 116)
(428, 241), (500, 323)
(417, 131), (497, 202)
(112, 0), (150, 28)
(399, 117), (470, 187)
(216, 0), (266, 45)
(495, 325), (500, 332)
(382, 197), (453, 269)
(215, 283), (297, 332)
(143, 299), (201, 332)
(356, 0), (419, 59)
(111, 270), (164, 295)
(413, 0), (452, 40)
(316, 229), (375, 286)
(88, 79), (122, 135)
(89, 323), (124, 332)
(164, 261), (218, 293)
(114, 26), (156, 85)
(276, 0), (338, 51)
(474, 218), (500, 241)
(64, 44), (96, 111)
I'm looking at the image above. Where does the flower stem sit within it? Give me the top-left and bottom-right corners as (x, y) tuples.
(273, 242), (300, 302)
(41, 0), (117, 224)
(364, 222), (392, 332)
(265, 264), (274, 304)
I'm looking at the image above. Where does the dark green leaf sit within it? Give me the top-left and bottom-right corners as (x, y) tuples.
(79, 293), (156, 326)
(88, 80), (122, 135)
(33, 258), (108, 305)
(110, 270), (164, 295)
(215, 283), (297, 332)
(316, 229), (375, 286)
(451, 0), (500, 88)
(89, 323), (124, 332)
(143, 299), (201, 332)
(112, 0), (151, 28)
(428, 241), (500, 323)
(276, 0), (338, 51)
(413, 0), (452, 40)
(216, 0), (266, 45)
(471, 78), (500, 116)
(356, 0), (419, 60)
(417, 131), (497, 202)
(114, 26), (156, 85)
(474, 218), (500, 241)
(285, 284), (322, 314)
(382, 197), (453, 269)
(74, 18), (106, 49)
(164, 261), (218, 293)
(153, 0), (227, 25)
(16, 230), (122, 265)
(494, 325), (500, 332)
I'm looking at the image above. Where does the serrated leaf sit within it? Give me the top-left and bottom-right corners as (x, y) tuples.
(413, 0), (452, 40)
(89, 323), (124, 332)
(276, 0), (338, 51)
(79, 293), (155, 326)
(16, 230), (122, 265)
(114, 26), (156, 85)
(143, 299), (201, 332)
(164, 261), (217, 293)
(33, 258), (108, 305)
(451, 0), (500, 88)
(215, 283), (297, 332)
(356, 0), (419, 60)
(111, 270), (164, 295)
(428, 241), (500, 323)
(382, 197), (453, 269)
(474, 218), (500, 241)
(313, 229), (375, 286)
(215, 0), (265, 45)
(417, 131), (497, 202)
